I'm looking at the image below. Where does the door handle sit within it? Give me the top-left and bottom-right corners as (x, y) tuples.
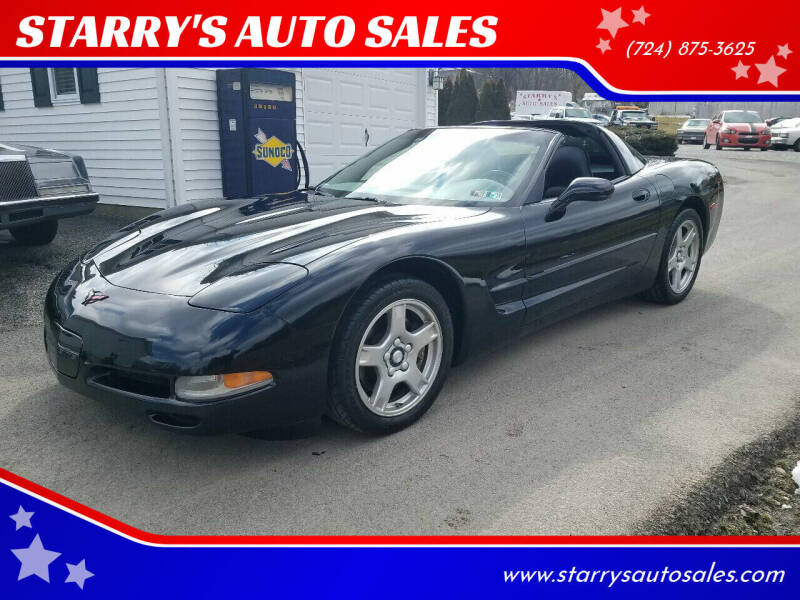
(633, 189), (650, 202)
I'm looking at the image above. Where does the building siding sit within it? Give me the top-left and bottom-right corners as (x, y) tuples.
(0, 67), (168, 208)
(0, 67), (438, 208)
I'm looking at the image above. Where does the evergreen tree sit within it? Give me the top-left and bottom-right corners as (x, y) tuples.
(476, 79), (512, 122)
(493, 79), (511, 120)
(475, 80), (495, 122)
(445, 69), (479, 125)
(438, 77), (453, 125)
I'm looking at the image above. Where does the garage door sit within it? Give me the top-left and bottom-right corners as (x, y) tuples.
(302, 68), (424, 180)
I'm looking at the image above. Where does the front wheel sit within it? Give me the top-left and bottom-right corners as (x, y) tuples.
(794, 139), (800, 152)
(328, 277), (454, 434)
(640, 208), (704, 305)
(9, 220), (58, 245)
(703, 136), (711, 149)
(715, 135), (722, 150)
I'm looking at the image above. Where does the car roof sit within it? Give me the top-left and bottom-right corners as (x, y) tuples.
(471, 119), (603, 136)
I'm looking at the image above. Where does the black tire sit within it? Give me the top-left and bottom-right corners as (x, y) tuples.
(328, 277), (454, 434)
(743, 147), (751, 151)
(715, 135), (722, 150)
(9, 220), (58, 245)
(794, 139), (800, 152)
(640, 208), (704, 305)
(703, 136), (710, 149)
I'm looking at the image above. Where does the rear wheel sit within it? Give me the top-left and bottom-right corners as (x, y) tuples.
(9, 220), (58, 245)
(761, 146), (768, 151)
(328, 277), (453, 434)
(703, 137), (710, 149)
(640, 208), (703, 305)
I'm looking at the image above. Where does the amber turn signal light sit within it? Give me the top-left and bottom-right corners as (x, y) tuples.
(223, 371), (273, 389)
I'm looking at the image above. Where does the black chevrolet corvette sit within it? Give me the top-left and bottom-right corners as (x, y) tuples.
(45, 121), (723, 435)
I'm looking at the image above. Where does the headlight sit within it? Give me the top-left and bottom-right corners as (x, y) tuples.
(722, 127), (737, 134)
(175, 371), (273, 401)
(762, 128), (771, 136)
(188, 262), (308, 312)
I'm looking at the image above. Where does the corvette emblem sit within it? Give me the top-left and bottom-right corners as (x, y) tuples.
(252, 128), (293, 171)
(82, 290), (109, 306)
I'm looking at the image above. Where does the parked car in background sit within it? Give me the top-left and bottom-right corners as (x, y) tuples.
(765, 116), (790, 127)
(677, 119), (711, 144)
(769, 117), (800, 151)
(592, 114), (611, 124)
(545, 106), (604, 125)
(703, 111), (770, 151)
(610, 109), (658, 129)
(1, 143), (98, 245)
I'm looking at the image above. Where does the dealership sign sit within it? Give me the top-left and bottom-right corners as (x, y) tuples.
(514, 90), (573, 115)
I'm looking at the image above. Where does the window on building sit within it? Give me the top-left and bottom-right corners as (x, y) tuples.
(49, 68), (80, 104)
(30, 68), (101, 107)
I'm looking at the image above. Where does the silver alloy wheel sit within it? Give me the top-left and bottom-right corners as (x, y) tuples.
(355, 299), (443, 417)
(667, 220), (700, 294)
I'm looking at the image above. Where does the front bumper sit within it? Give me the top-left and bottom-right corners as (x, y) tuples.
(717, 133), (769, 148)
(0, 192), (99, 230)
(769, 136), (795, 147)
(678, 131), (705, 143)
(44, 261), (328, 434)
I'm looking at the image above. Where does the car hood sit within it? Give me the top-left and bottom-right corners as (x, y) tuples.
(722, 122), (768, 133)
(87, 191), (488, 297)
(680, 126), (706, 132)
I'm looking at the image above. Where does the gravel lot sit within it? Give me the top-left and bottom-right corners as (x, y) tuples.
(1, 145), (799, 536)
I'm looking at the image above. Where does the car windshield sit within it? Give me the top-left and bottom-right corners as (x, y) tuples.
(565, 108), (592, 118)
(621, 111), (649, 120)
(685, 119), (710, 127)
(723, 111), (762, 123)
(317, 128), (553, 206)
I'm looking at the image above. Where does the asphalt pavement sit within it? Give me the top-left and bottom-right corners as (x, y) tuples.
(1, 145), (799, 535)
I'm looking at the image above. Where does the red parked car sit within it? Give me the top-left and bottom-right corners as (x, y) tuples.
(704, 110), (770, 150)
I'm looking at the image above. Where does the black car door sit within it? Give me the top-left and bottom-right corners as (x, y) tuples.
(520, 131), (660, 327)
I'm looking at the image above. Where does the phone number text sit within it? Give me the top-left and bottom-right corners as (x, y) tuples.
(626, 41), (756, 59)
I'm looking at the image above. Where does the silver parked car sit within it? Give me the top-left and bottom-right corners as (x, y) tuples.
(769, 117), (800, 151)
(0, 143), (98, 245)
(677, 118), (711, 144)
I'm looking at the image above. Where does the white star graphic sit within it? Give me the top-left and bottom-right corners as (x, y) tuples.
(731, 61), (750, 79)
(632, 6), (651, 25)
(65, 559), (94, 590)
(9, 506), (34, 530)
(755, 55), (787, 87)
(597, 7), (629, 38)
(777, 43), (792, 59)
(597, 39), (612, 54)
(10, 534), (61, 582)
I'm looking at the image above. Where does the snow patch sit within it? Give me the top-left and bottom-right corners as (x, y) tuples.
(792, 461), (800, 496)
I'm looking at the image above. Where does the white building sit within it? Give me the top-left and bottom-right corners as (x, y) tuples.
(0, 67), (438, 208)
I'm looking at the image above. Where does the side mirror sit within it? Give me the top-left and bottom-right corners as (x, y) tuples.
(545, 177), (615, 222)
(712, 119), (721, 124)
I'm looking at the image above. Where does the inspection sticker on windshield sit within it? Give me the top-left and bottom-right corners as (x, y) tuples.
(471, 190), (503, 201)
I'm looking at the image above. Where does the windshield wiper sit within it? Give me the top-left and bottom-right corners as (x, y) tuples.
(346, 195), (386, 203)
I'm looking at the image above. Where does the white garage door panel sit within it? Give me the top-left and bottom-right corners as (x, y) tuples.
(303, 68), (422, 181)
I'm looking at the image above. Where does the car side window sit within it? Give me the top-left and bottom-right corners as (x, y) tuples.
(602, 128), (645, 174)
(541, 134), (624, 199)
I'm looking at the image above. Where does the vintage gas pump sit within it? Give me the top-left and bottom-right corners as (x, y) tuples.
(216, 68), (305, 199)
